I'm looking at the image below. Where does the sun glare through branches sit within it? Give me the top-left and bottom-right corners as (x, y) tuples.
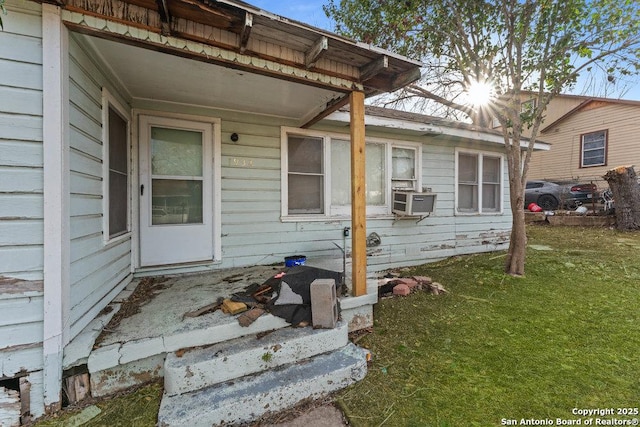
(465, 80), (494, 106)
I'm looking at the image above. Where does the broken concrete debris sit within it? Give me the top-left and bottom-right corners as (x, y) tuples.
(182, 266), (343, 328)
(378, 274), (447, 297)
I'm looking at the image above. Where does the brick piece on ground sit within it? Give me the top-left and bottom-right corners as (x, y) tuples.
(396, 278), (419, 289)
(393, 284), (411, 296)
(413, 276), (433, 285)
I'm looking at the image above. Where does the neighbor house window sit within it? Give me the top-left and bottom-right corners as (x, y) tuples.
(581, 130), (607, 167)
(521, 98), (536, 114)
(282, 130), (420, 218)
(456, 150), (503, 214)
(103, 90), (131, 240)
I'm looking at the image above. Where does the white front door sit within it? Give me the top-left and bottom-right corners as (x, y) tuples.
(139, 115), (214, 266)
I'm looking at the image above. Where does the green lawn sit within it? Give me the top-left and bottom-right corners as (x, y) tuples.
(338, 225), (640, 426)
(35, 225), (640, 426)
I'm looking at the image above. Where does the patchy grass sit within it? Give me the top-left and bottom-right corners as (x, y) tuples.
(338, 225), (640, 426)
(34, 381), (162, 427)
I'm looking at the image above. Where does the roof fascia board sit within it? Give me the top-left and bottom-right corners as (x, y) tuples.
(325, 111), (551, 151)
(211, 0), (423, 67)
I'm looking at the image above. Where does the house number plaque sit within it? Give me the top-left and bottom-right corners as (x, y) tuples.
(230, 157), (254, 167)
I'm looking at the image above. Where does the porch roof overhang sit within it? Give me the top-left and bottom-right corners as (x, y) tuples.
(47, 0), (421, 124)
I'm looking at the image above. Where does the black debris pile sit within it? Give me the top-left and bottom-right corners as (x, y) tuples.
(232, 265), (343, 326)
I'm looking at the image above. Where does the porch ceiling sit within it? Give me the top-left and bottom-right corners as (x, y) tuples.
(84, 34), (342, 120)
(55, 0), (421, 122)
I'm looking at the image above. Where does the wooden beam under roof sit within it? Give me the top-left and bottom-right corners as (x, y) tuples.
(305, 36), (328, 69)
(156, 0), (171, 35)
(239, 12), (252, 53)
(392, 67), (422, 91)
(359, 55), (388, 82)
(300, 94), (350, 128)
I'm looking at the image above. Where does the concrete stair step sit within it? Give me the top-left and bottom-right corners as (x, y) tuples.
(157, 342), (368, 427)
(164, 322), (348, 396)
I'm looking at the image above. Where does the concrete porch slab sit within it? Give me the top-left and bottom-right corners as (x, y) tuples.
(65, 264), (380, 397)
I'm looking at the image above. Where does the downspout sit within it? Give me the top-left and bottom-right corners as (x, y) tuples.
(42, 3), (70, 412)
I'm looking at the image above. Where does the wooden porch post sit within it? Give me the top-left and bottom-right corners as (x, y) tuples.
(42, 4), (70, 411)
(350, 91), (366, 296)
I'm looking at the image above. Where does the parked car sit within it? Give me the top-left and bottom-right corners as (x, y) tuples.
(525, 180), (599, 210)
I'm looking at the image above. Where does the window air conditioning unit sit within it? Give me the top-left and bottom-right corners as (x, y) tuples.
(393, 191), (437, 216)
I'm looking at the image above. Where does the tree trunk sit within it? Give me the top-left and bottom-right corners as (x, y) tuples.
(603, 165), (640, 230)
(505, 193), (527, 276)
(504, 165), (526, 276)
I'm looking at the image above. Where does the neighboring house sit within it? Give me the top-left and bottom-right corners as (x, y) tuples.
(0, 0), (549, 422)
(519, 94), (640, 183)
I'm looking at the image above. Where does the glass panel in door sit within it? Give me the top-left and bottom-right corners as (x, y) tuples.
(150, 127), (204, 225)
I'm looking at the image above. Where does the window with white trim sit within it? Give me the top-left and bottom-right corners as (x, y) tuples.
(580, 130), (607, 167)
(102, 90), (131, 240)
(287, 135), (324, 214)
(456, 150), (503, 214)
(282, 130), (421, 218)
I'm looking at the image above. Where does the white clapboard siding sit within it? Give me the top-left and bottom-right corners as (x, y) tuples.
(0, 296), (44, 327)
(0, 246), (43, 279)
(0, 113), (42, 142)
(0, 86), (42, 116)
(66, 33), (133, 335)
(0, 140), (43, 168)
(0, 2), (44, 284)
(70, 171), (102, 197)
(0, 220), (43, 246)
(0, 194), (43, 219)
(1, 345), (43, 377)
(0, 58), (42, 91)
(0, 321), (43, 349)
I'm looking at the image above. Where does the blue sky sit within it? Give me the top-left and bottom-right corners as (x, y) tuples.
(249, 1), (639, 101)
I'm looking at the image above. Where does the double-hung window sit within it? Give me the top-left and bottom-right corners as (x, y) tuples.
(456, 150), (503, 214)
(580, 130), (607, 167)
(283, 129), (420, 219)
(102, 89), (131, 241)
(287, 135), (325, 214)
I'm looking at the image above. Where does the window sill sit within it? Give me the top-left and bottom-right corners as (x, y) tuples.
(580, 164), (606, 168)
(103, 231), (132, 248)
(455, 211), (504, 216)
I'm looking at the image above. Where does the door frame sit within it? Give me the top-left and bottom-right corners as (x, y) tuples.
(131, 109), (222, 271)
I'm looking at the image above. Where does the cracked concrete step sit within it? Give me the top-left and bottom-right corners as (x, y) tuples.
(157, 342), (368, 427)
(164, 321), (348, 396)
(87, 313), (289, 397)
